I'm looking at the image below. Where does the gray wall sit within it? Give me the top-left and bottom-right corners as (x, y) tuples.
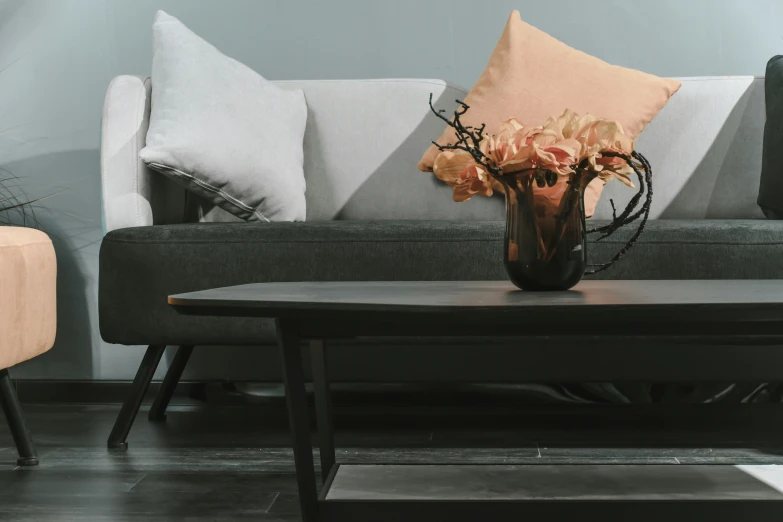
(1, 0), (781, 379)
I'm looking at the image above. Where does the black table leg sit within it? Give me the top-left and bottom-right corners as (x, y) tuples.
(311, 340), (336, 481)
(277, 319), (319, 522)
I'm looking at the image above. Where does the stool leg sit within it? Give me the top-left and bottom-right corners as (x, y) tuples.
(107, 345), (165, 450)
(0, 369), (38, 466)
(149, 345), (194, 422)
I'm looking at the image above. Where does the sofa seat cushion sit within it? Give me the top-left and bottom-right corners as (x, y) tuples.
(587, 219), (783, 279)
(99, 221), (506, 345)
(99, 219), (783, 346)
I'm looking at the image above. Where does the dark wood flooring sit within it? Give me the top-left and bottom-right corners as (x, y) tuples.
(1, 384), (783, 521)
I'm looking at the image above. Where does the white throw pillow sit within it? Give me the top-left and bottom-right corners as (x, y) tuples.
(140, 11), (307, 222)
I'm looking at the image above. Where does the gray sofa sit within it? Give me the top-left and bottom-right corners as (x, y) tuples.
(99, 75), (782, 446)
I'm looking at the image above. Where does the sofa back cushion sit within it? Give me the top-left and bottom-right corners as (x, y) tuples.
(276, 79), (505, 221)
(594, 76), (766, 220)
(131, 77), (766, 223)
(280, 77), (766, 221)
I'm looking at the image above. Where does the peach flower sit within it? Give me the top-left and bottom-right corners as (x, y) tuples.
(572, 117), (636, 187)
(484, 119), (530, 166)
(430, 109), (637, 201)
(432, 150), (494, 202)
(493, 116), (583, 176)
(527, 118), (583, 176)
(556, 109), (597, 140)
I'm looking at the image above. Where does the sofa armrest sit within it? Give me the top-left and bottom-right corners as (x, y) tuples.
(100, 75), (185, 232)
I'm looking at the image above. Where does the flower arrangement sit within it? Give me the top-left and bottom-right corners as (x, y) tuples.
(433, 108), (635, 201)
(427, 95), (652, 280)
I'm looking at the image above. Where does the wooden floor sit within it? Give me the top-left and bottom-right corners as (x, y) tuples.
(1, 385), (783, 521)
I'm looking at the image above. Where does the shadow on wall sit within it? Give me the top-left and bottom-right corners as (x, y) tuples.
(660, 79), (765, 219)
(0, 0), (24, 34)
(3, 149), (100, 380)
(328, 87), (504, 222)
(331, 79), (767, 223)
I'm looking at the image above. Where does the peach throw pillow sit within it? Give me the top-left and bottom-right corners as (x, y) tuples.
(419, 11), (681, 216)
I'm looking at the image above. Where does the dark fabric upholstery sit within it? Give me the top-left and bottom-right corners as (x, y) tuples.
(759, 55), (783, 219)
(99, 219), (783, 346)
(99, 221), (505, 345)
(587, 219), (783, 279)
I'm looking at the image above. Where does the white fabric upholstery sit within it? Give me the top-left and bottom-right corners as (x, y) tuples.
(100, 75), (185, 232)
(274, 79), (505, 221)
(595, 76), (765, 220)
(101, 76), (767, 232)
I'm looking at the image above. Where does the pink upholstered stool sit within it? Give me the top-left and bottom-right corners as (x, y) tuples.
(0, 227), (56, 466)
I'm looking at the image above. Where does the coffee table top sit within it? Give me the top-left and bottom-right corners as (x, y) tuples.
(169, 280), (783, 324)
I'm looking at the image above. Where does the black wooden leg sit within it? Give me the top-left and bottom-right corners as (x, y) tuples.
(311, 340), (336, 481)
(277, 319), (318, 522)
(149, 345), (194, 422)
(0, 369), (38, 466)
(107, 344), (165, 450)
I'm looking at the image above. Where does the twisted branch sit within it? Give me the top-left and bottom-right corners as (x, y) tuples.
(428, 94), (500, 177)
(585, 151), (653, 274)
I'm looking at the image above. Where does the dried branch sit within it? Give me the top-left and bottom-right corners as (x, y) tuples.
(585, 151), (653, 274)
(428, 94), (501, 176)
(587, 153), (647, 239)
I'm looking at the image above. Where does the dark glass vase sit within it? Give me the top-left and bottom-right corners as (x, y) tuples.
(497, 169), (595, 291)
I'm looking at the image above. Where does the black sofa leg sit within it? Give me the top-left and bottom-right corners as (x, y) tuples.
(0, 369), (38, 466)
(149, 345), (194, 422)
(107, 344), (166, 450)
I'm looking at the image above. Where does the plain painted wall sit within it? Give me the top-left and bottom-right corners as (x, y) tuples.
(1, 0), (781, 379)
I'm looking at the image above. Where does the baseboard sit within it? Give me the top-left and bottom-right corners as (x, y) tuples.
(11, 379), (208, 404)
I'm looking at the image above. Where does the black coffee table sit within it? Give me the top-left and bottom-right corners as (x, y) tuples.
(169, 280), (783, 521)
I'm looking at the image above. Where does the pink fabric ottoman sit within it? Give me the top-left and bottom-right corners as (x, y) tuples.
(0, 227), (56, 466)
